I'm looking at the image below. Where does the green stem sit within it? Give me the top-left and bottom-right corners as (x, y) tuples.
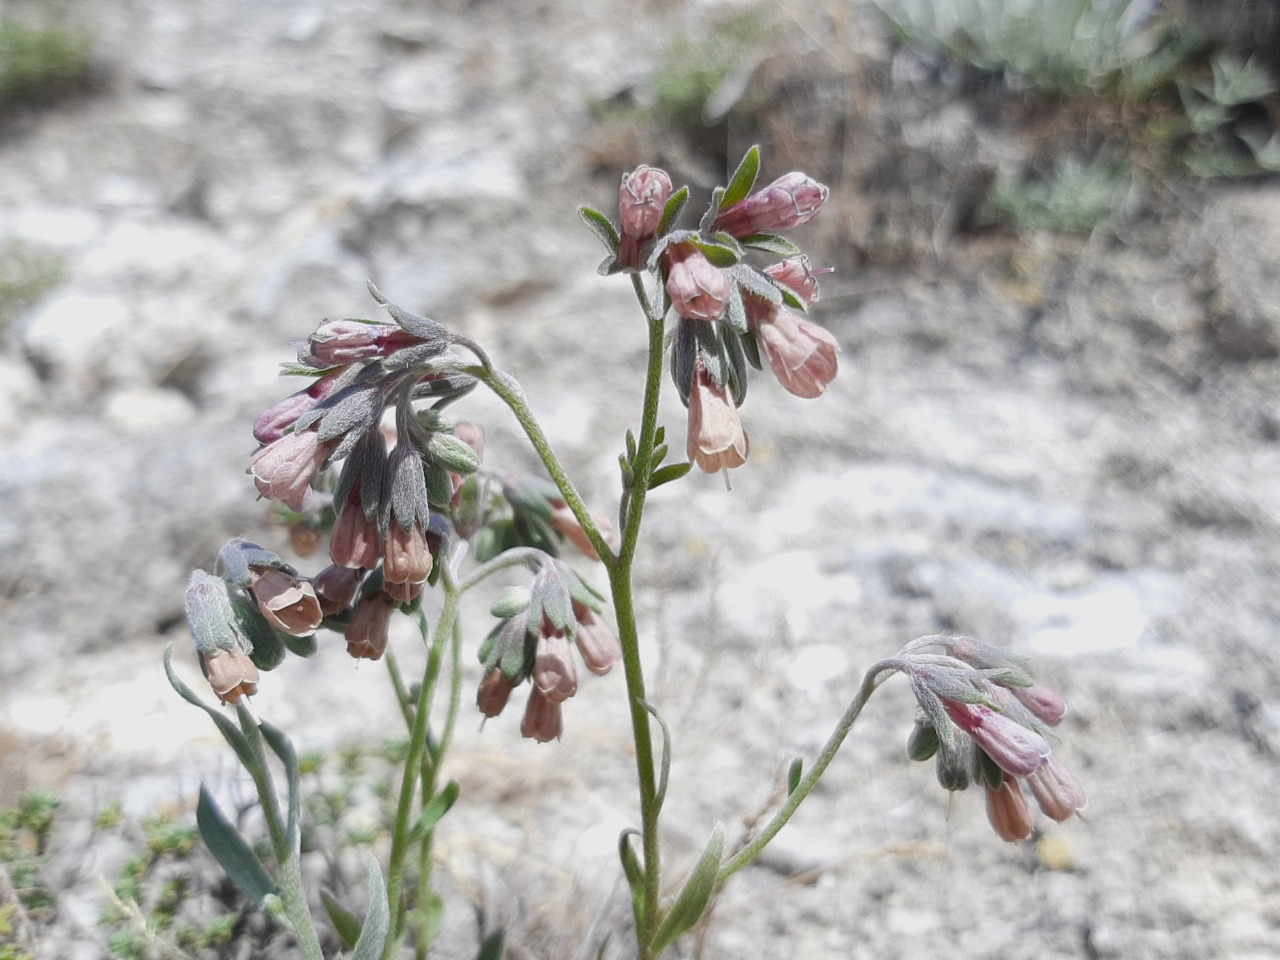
(468, 366), (615, 564)
(606, 285), (670, 956)
(382, 590), (460, 960)
(385, 651), (415, 730)
(715, 661), (898, 882)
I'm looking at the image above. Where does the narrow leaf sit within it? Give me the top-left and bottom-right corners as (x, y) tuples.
(699, 186), (725, 234)
(618, 829), (646, 934)
(648, 462), (692, 490)
(475, 930), (505, 960)
(657, 186), (690, 236)
(321, 891), (361, 949)
(787, 758), (804, 796)
(578, 205), (621, 252)
(259, 720), (301, 852)
(740, 233), (801, 258)
(408, 780), (461, 841)
(689, 235), (741, 268)
(350, 854), (391, 960)
(164, 645), (256, 771)
(651, 443), (668, 468)
(648, 822), (725, 954)
(654, 424), (666, 446)
(625, 429), (637, 461)
(196, 785), (276, 907)
(637, 699), (671, 814)
(720, 145), (761, 208)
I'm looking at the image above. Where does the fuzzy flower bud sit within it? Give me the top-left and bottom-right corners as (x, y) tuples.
(301, 320), (423, 368)
(985, 778), (1035, 842)
(664, 243), (730, 321)
(713, 172), (829, 236)
(253, 371), (342, 444)
(248, 427), (331, 512)
(477, 668), (518, 719)
(944, 701), (1050, 778)
(763, 257), (822, 306)
(1026, 756), (1087, 822)
(686, 358), (748, 474)
(618, 165), (673, 270)
(521, 686), (563, 743)
(1011, 683), (1068, 727)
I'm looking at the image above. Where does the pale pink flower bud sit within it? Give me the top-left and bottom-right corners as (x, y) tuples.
(313, 564), (361, 616)
(763, 257), (821, 305)
(303, 320), (422, 368)
(572, 602), (621, 676)
(248, 428), (330, 512)
(985, 778), (1035, 842)
(1026, 756), (1087, 822)
(252, 371), (342, 444)
(750, 305), (839, 399)
(944, 701), (1050, 778)
(248, 568), (323, 637)
(686, 359), (749, 474)
(477, 668), (517, 719)
(199, 647), (259, 705)
(1011, 683), (1068, 727)
(618, 165), (673, 269)
(520, 686), (563, 743)
(345, 591), (395, 661)
(664, 243), (730, 321)
(383, 522), (432, 586)
(713, 172), (829, 236)
(533, 628), (578, 703)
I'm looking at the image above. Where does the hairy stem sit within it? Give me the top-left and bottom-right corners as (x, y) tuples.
(715, 661), (899, 882)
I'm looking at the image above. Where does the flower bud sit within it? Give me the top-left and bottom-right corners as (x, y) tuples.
(985, 778), (1035, 842)
(763, 257), (821, 306)
(664, 243), (730, 321)
(749, 304), (839, 399)
(477, 668), (517, 719)
(302, 319), (423, 368)
(618, 165), (673, 270)
(313, 564), (362, 616)
(330, 497), (383, 569)
(248, 428), (331, 512)
(248, 568), (323, 637)
(520, 687), (563, 743)
(944, 701), (1050, 778)
(686, 358), (749, 474)
(345, 591), (396, 661)
(1010, 683), (1068, 727)
(1026, 756), (1086, 822)
(906, 719), (939, 761)
(713, 172), (829, 236)
(253, 371), (342, 444)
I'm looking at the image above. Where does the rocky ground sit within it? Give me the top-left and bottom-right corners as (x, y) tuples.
(1, 0), (1279, 958)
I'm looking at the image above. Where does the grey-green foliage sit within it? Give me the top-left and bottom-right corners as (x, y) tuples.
(875, 0), (1140, 94)
(0, 19), (92, 107)
(985, 156), (1131, 234)
(1179, 50), (1280, 176)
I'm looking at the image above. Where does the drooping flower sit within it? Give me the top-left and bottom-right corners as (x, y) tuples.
(548, 497), (618, 563)
(985, 777), (1035, 842)
(532, 627), (578, 703)
(521, 686), (563, 743)
(686, 358), (748, 474)
(477, 668), (518, 719)
(572, 601), (621, 676)
(1011, 683), (1069, 727)
(248, 427), (331, 512)
(381, 440), (433, 589)
(746, 300), (839, 399)
(199, 646), (260, 705)
(345, 590), (396, 661)
(1026, 755), (1087, 822)
(943, 700), (1050, 778)
(713, 172), (829, 237)
(247, 567), (323, 637)
(763, 257), (822, 306)
(664, 242), (730, 321)
(313, 563), (362, 616)
(253, 370), (343, 444)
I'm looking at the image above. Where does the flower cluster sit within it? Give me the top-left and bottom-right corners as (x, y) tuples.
(582, 147), (838, 479)
(475, 559), (621, 741)
(894, 635), (1086, 841)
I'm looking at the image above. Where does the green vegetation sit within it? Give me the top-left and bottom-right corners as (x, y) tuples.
(0, 18), (93, 108)
(0, 239), (66, 335)
(985, 155), (1131, 234)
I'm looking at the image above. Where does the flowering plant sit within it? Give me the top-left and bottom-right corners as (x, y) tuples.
(171, 146), (1084, 959)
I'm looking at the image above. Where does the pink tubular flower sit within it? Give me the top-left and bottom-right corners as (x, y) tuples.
(548, 498), (618, 563)
(248, 428), (330, 512)
(383, 521), (432, 587)
(664, 243), (730, 321)
(248, 568), (323, 637)
(313, 564), (362, 616)
(477, 668), (518, 719)
(521, 686), (563, 743)
(345, 591), (395, 661)
(713, 172), (829, 236)
(763, 257), (822, 306)
(302, 320), (423, 368)
(1026, 756), (1087, 822)
(572, 602), (621, 676)
(686, 359), (748, 474)
(1011, 683), (1069, 727)
(199, 647), (259, 705)
(618, 165), (673, 270)
(748, 302), (839, 399)
(253, 370), (342, 444)
(985, 778), (1035, 842)
(944, 701), (1050, 778)
(330, 493), (382, 569)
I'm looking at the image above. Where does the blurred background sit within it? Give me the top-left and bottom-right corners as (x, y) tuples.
(1, 0), (1279, 957)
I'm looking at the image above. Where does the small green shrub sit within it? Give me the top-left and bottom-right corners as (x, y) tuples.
(0, 19), (92, 108)
(986, 155), (1130, 233)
